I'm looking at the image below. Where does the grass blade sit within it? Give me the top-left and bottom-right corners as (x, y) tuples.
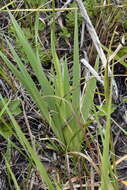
(0, 51), (49, 121)
(8, 11), (54, 96)
(0, 95), (55, 190)
(81, 57), (99, 121)
(72, 10), (80, 112)
(5, 157), (21, 190)
(101, 65), (113, 190)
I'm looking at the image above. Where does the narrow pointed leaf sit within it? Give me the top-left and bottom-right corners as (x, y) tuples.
(81, 57), (99, 121)
(8, 11), (54, 96)
(0, 51), (49, 121)
(72, 10), (80, 112)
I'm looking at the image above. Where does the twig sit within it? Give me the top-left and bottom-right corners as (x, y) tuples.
(90, 167), (95, 190)
(22, 101), (36, 151)
(80, 20), (85, 48)
(66, 154), (74, 190)
(81, 58), (104, 86)
(82, 51), (91, 82)
(78, 157), (83, 190)
(75, 0), (107, 67)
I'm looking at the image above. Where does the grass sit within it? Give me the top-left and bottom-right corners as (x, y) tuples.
(0, 0), (127, 189)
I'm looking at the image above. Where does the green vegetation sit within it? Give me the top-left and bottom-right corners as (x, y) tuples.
(0, 0), (127, 189)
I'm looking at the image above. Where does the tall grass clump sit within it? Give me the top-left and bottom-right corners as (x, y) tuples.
(0, 1), (125, 189)
(0, 11), (97, 153)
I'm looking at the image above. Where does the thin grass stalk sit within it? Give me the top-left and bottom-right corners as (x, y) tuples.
(63, 10), (83, 151)
(0, 95), (55, 190)
(50, 2), (67, 145)
(101, 64), (113, 190)
(0, 8), (77, 12)
(72, 10), (80, 113)
(5, 157), (21, 190)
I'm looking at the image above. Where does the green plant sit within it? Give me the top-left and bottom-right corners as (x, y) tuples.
(24, 0), (46, 7)
(0, 95), (55, 190)
(66, 0), (98, 28)
(60, 26), (70, 39)
(0, 11), (97, 153)
(0, 98), (22, 139)
(40, 49), (52, 66)
(66, 2), (82, 28)
(84, 0), (97, 17)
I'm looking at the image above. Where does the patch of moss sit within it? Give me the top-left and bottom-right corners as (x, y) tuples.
(66, 2), (82, 28)
(60, 27), (70, 39)
(40, 49), (52, 68)
(66, 0), (97, 28)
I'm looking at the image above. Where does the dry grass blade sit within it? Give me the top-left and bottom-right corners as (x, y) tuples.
(108, 35), (125, 63)
(115, 155), (127, 166)
(75, 0), (118, 102)
(75, 0), (107, 67)
(81, 58), (104, 85)
(81, 56), (98, 122)
(0, 8), (77, 12)
(69, 152), (100, 175)
(66, 154), (74, 190)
